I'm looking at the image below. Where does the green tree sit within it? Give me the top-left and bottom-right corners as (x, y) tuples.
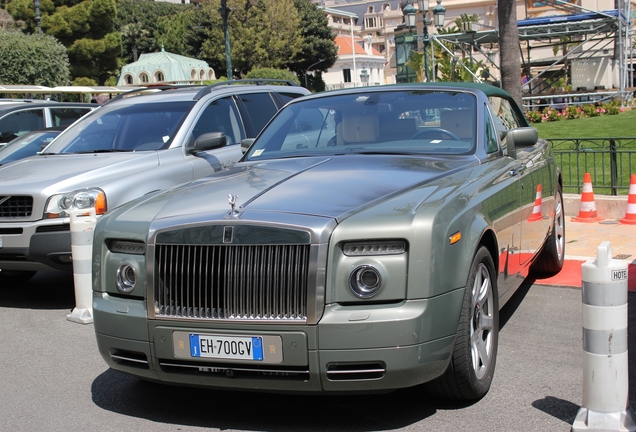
(291, 0), (337, 91)
(0, 31), (71, 86)
(6, 0), (121, 84)
(245, 67), (300, 84)
(116, 0), (196, 64)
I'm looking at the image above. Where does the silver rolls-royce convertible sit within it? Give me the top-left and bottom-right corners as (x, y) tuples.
(92, 83), (564, 400)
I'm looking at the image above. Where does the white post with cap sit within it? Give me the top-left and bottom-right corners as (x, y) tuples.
(66, 206), (97, 324)
(572, 241), (636, 431)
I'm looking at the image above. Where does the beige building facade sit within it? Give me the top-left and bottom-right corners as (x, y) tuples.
(321, 0), (634, 105)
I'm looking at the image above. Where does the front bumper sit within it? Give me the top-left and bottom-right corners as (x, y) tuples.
(94, 289), (464, 393)
(0, 223), (72, 271)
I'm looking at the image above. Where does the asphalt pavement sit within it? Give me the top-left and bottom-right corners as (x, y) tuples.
(0, 217), (634, 431)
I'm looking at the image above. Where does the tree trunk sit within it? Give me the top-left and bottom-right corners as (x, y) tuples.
(498, 0), (523, 108)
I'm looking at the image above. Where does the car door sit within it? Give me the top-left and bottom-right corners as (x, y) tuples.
(489, 96), (550, 268)
(188, 96), (246, 178)
(47, 107), (94, 127)
(0, 108), (46, 143)
(483, 103), (524, 297)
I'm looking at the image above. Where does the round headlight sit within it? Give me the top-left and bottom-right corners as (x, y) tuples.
(349, 265), (382, 298)
(73, 192), (95, 209)
(58, 195), (73, 210)
(116, 263), (136, 293)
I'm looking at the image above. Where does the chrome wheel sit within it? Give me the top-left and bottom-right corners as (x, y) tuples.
(531, 188), (565, 276)
(470, 263), (495, 380)
(425, 246), (498, 400)
(553, 191), (565, 262)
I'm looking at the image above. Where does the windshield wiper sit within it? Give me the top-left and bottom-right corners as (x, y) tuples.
(72, 149), (133, 154)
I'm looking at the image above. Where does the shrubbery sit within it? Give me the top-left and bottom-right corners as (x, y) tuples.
(525, 100), (624, 123)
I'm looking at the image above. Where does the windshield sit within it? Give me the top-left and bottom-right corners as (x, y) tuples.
(43, 101), (195, 154)
(0, 130), (61, 165)
(244, 90), (477, 162)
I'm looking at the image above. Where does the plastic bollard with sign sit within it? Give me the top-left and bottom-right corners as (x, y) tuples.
(66, 206), (97, 324)
(572, 241), (636, 432)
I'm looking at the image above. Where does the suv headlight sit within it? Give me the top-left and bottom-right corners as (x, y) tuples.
(45, 188), (107, 218)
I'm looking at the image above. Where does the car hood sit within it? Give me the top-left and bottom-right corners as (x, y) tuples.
(0, 152), (159, 194)
(140, 155), (475, 224)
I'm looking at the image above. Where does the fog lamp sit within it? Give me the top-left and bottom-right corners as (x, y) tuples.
(116, 263), (136, 293)
(349, 265), (382, 298)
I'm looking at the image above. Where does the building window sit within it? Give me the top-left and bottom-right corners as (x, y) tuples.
(124, 74), (133, 85)
(154, 71), (164, 83)
(366, 17), (377, 28)
(199, 69), (205, 80)
(139, 72), (149, 83)
(343, 69), (351, 83)
(191, 69), (197, 80)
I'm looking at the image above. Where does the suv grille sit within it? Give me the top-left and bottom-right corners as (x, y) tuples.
(154, 244), (310, 321)
(0, 196), (33, 218)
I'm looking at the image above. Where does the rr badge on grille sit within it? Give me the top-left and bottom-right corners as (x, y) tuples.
(223, 226), (233, 243)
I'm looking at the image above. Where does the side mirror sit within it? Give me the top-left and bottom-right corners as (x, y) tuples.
(504, 127), (538, 159)
(189, 132), (226, 153)
(241, 138), (255, 154)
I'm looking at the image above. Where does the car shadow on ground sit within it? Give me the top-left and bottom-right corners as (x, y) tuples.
(91, 369), (477, 430)
(0, 271), (75, 310)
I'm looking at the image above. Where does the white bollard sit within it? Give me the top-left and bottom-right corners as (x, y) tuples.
(66, 207), (97, 324)
(572, 241), (636, 432)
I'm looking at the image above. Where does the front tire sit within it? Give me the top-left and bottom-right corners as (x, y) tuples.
(426, 246), (499, 400)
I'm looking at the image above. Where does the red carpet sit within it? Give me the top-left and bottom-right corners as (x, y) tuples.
(534, 260), (636, 292)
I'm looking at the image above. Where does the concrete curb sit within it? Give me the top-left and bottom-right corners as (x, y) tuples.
(564, 193), (627, 219)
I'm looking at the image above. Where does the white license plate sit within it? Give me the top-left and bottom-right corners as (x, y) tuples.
(189, 334), (263, 361)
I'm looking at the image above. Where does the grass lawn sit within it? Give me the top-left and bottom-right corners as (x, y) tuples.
(531, 109), (636, 195)
(533, 109), (636, 138)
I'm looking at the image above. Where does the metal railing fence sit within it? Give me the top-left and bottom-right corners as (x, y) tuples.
(546, 137), (636, 195)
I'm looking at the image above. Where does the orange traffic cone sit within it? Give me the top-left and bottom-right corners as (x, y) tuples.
(572, 173), (603, 222)
(528, 184), (543, 222)
(620, 174), (636, 224)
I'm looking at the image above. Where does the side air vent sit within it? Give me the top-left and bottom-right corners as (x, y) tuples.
(326, 362), (386, 381)
(110, 349), (149, 369)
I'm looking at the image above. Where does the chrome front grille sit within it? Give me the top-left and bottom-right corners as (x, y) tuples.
(0, 196), (33, 218)
(154, 244), (310, 321)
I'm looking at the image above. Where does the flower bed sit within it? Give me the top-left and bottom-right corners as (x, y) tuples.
(525, 101), (624, 124)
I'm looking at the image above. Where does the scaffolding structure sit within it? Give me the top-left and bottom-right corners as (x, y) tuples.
(428, 0), (634, 109)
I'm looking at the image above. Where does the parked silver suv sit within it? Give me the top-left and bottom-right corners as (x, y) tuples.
(0, 81), (310, 281)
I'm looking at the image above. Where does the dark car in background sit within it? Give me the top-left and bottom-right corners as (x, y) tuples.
(0, 101), (96, 144)
(0, 126), (65, 165)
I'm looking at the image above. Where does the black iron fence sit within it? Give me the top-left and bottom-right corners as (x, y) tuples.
(546, 137), (636, 195)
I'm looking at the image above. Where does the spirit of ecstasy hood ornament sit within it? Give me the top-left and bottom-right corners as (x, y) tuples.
(228, 194), (239, 217)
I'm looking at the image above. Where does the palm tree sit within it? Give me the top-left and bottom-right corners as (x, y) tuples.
(498, 1), (522, 107)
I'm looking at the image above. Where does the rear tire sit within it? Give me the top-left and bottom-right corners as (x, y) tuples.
(426, 246), (499, 400)
(531, 188), (565, 276)
(0, 270), (37, 284)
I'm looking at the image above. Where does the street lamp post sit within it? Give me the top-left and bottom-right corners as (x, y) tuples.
(359, 69), (369, 86)
(219, 0), (232, 81)
(304, 58), (325, 88)
(402, 0), (445, 82)
(34, 0), (42, 35)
